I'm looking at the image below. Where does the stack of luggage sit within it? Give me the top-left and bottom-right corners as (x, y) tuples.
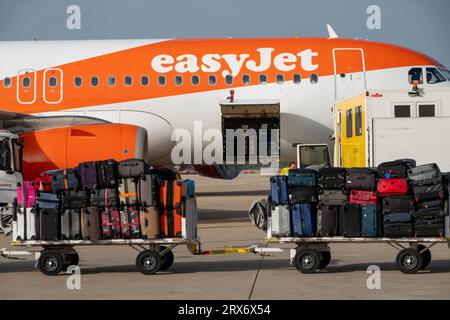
(12, 158), (198, 242)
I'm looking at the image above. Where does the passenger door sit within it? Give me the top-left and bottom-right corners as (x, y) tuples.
(333, 49), (366, 100)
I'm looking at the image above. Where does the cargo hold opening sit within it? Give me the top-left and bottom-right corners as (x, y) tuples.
(220, 99), (280, 164)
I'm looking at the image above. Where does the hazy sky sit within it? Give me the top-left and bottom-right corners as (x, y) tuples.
(0, 0), (449, 67)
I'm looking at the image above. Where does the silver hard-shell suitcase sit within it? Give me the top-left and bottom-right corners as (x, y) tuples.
(182, 197), (198, 240)
(61, 209), (81, 240)
(271, 205), (290, 237)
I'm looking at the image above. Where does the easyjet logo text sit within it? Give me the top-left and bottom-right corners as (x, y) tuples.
(151, 48), (318, 77)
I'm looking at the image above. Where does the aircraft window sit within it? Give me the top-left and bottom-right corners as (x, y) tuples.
(394, 105), (411, 118)
(408, 68), (423, 84)
(276, 74), (284, 84)
(74, 77), (82, 87)
(141, 75), (149, 86)
(91, 76), (99, 87)
(439, 68), (450, 81)
(124, 76), (133, 86)
(208, 75), (216, 85)
(346, 109), (353, 138)
(242, 74), (250, 85)
(3, 77), (12, 88)
(259, 74), (267, 84)
(192, 75), (200, 86)
(225, 74), (233, 85)
(310, 73), (318, 84)
(158, 75), (166, 86)
(48, 77), (57, 88)
(355, 106), (362, 136)
(426, 68), (446, 84)
(175, 75), (183, 86)
(418, 104), (435, 117)
(22, 77), (31, 88)
(107, 76), (116, 87)
(293, 73), (301, 84)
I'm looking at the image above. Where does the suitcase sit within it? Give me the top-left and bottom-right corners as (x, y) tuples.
(412, 179), (444, 202)
(408, 163), (441, 182)
(78, 161), (98, 190)
(160, 206), (183, 238)
(160, 179), (187, 208)
(318, 167), (347, 190)
(35, 208), (59, 240)
(377, 178), (409, 196)
(101, 207), (121, 239)
(291, 203), (315, 237)
(118, 158), (145, 178)
(137, 174), (158, 206)
(61, 209), (81, 240)
(34, 173), (53, 192)
(120, 207), (141, 239)
(361, 204), (381, 237)
(61, 190), (89, 209)
(383, 212), (412, 223)
(317, 205), (338, 237)
(382, 196), (416, 214)
(418, 199), (444, 210)
(90, 188), (119, 207)
(383, 223), (414, 237)
(395, 158), (416, 169)
(378, 160), (408, 179)
(51, 169), (79, 193)
(17, 181), (36, 208)
(12, 205), (25, 241)
(271, 205), (290, 237)
(415, 222), (444, 237)
(413, 207), (445, 220)
(182, 197), (198, 240)
(346, 168), (377, 190)
(290, 187), (316, 204)
(81, 207), (101, 240)
(338, 204), (361, 237)
(349, 190), (377, 205)
(288, 169), (317, 188)
(140, 206), (160, 239)
(319, 190), (348, 206)
(185, 179), (196, 198)
(36, 192), (60, 209)
(96, 159), (119, 189)
(26, 207), (37, 240)
(119, 178), (138, 206)
(269, 176), (289, 205)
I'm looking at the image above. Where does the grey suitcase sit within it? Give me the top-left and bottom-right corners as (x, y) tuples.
(61, 209), (81, 240)
(182, 197), (197, 240)
(271, 205), (290, 237)
(137, 174), (158, 207)
(408, 163), (441, 182)
(319, 190), (348, 206)
(12, 205), (25, 241)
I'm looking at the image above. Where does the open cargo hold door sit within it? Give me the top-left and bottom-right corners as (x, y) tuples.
(220, 100), (280, 164)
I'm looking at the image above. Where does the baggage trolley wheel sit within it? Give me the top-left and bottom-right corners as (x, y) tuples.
(136, 250), (162, 275)
(159, 246), (175, 271)
(294, 250), (321, 274)
(318, 251), (331, 269)
(38, 250), (64, 276)
(396, 248), (423, 274)
(417, 245), (431, 269)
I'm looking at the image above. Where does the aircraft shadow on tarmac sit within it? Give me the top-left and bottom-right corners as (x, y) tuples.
(198, 209), (252, 224)
(196, 190), (268, 197)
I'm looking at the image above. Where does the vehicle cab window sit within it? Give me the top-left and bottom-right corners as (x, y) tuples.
(426, 67), (446, 84)
(408, 68), (423, 84)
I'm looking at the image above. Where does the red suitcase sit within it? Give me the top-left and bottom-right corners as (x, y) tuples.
(34, 173), (53, 192)
(349, 190), (378, 205)
(101, 207), (121, 239)
(377, 178), (409, 196)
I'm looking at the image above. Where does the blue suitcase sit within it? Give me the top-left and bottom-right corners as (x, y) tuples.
(36, 192), (60, 209)
(361, 204), (381, 237)
(291, 203), (316, 237)
(270, 176), (289, 205)
(288, 169), (317, 188)
(185, 179), (195, 198)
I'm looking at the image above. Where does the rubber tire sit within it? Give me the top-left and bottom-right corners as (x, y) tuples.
(396, 248), (423, 274)
(136, 250), (162, 275)
(318, 251), (331, 269)
(417, 245), (431, 269)
(295, 250), (321, 274)
(159, 246), (174, 271)
(38, 251), (64, 276)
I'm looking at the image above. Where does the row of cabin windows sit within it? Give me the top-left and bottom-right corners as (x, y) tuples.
(2, 73), (320, 89)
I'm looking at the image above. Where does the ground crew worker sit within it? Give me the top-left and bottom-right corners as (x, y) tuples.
(281, 162), (296, 175)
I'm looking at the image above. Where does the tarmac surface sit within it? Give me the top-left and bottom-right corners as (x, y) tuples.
(1, 172), (450, 299)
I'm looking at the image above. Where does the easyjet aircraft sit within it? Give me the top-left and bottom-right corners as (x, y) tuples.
(0, 35), (449, 179)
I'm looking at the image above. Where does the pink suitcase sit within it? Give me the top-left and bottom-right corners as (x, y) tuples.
(120, 207), (141, 239)
(101, 208), (121, 239)
(17, 181), (36, 208)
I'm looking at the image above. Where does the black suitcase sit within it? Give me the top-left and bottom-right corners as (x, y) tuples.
(90, 188), (120, 207)
(96, 159), (119, 189)
(61, 190), (89, 209)
(290, 187), (316, 204)
(412, 179), (444, 202)
(383, 222), (414, 237)
(35, 208), (60, 240)
(415, 218), (444, 237)
(395, 158), (416, 169)
(378, 160), (408, 179)
(338, 204), (361, 237)
(318, 167), (347, 190)
(382, 196), (415, 214)
(418, 199), (444, 210)
(383, 212), (412, 223)
(317, 205), (338, 237)
(414, 207), (445, 220)
(346, 168), (377, 190)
